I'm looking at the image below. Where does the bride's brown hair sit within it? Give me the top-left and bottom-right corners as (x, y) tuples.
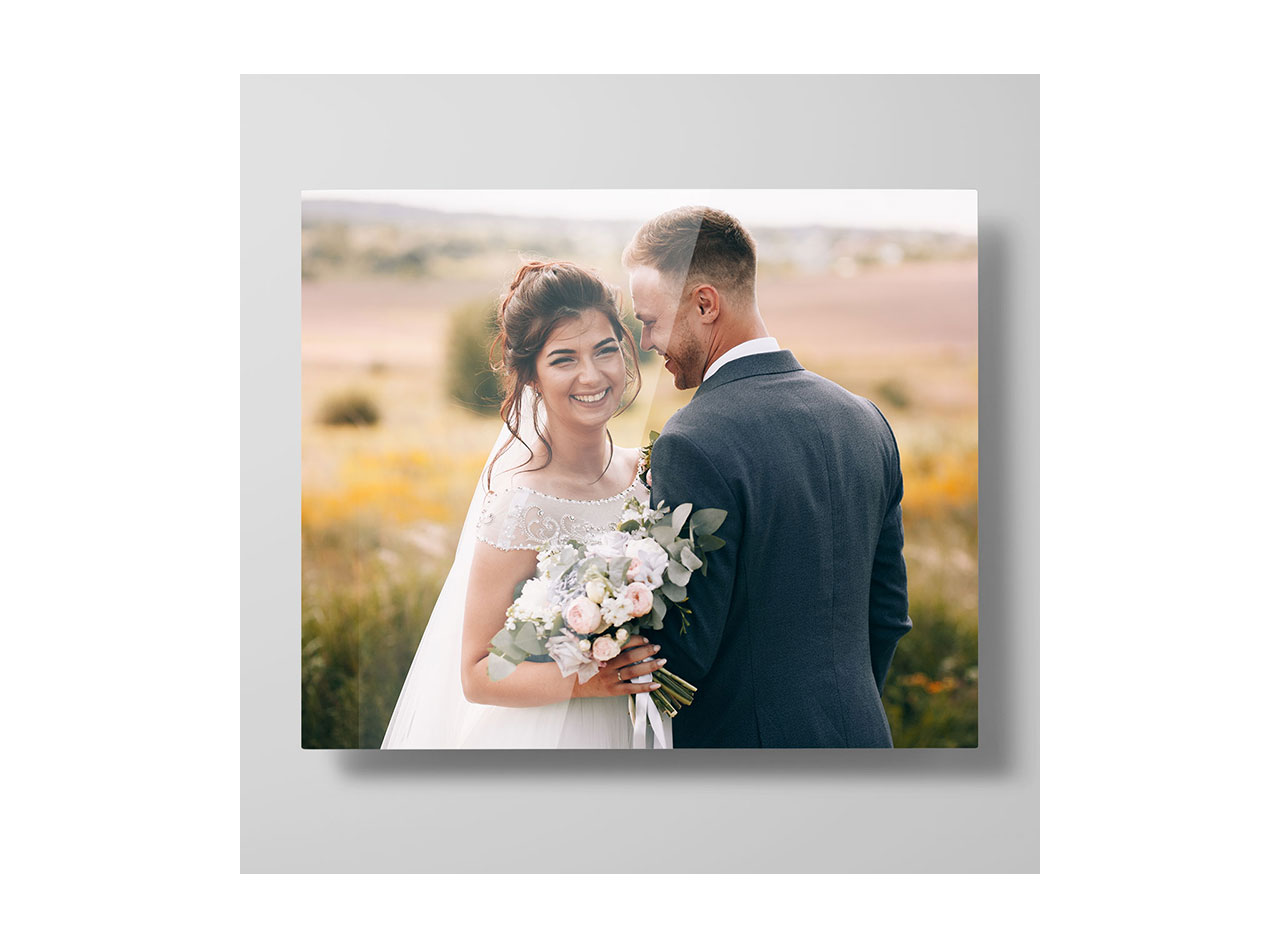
(486, 260), (641, 490)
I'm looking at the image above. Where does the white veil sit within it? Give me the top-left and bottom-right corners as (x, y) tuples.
(381, 387), (574, 748)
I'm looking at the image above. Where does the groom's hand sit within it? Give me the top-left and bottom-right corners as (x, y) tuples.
(571, 637), (667, 699)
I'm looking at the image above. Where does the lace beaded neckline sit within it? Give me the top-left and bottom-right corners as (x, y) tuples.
(490, 453), (644, 506)
(476, 458), (649, 552)
(507, 470), (643, 506)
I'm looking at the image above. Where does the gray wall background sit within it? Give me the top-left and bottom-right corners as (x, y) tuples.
(242, 75), (1039, 872)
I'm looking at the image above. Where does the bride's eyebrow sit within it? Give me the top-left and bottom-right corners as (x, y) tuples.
(547, 338), (618, 357)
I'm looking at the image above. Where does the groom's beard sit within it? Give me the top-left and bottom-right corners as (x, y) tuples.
(665, 318), (704, 391)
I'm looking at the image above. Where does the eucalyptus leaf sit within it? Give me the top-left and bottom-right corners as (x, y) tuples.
(698, 534), (726, 552)
(651, 525), (676, 546)
(661, 581), (687, 602)
(690, 508), (728, 536)
(488, 652), (518, 682)
(650, 595), (667, 621)
(680, 547), (703, 571)
(491, 626), (517, 652)
(666, 560), (692, 587)
(670, 503), (692, 535)
(514, 622), (545, 655)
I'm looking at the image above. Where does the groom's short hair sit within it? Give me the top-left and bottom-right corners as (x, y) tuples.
(623, 206), (757, 299)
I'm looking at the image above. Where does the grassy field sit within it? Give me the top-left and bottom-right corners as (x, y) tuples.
(302, 259), (979, 747)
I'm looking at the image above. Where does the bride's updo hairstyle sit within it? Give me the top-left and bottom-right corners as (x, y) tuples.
(486, 260), (641, 488)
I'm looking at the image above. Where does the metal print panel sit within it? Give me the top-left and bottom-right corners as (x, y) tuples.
(300, 189), (978, 749)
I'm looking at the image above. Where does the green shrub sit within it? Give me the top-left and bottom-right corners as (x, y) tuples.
(318, 390), (380, 427)
(364, 246), (429, 277)
(881, 595), (979, 747)
(873, 378), (912, 411)
(445, 299), (503, 414)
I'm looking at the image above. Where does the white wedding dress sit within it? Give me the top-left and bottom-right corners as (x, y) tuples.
(382, 391), (663, 749)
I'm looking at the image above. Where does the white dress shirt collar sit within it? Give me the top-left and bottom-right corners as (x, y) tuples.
(702, 336), (781, 383)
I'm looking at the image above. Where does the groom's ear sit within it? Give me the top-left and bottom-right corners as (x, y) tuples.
(692, 284), (721, 323)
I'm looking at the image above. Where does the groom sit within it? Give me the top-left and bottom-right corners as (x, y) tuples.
(624, 206), (912, 748)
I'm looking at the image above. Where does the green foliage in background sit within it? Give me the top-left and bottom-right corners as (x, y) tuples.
(302, 521), (445, 748)
(873, 378), (912, 411)
(300, 539), (979, 749)
(622, 311), (657, 365)
(882, 595), (979, 747)
(445, 299), (503, 415)
(318, 390), (380, 427)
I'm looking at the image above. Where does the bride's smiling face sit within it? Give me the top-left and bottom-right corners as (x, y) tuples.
(533, 309), (626, 428)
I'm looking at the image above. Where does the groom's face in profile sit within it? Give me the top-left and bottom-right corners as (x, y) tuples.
(628, 266), (705, 390)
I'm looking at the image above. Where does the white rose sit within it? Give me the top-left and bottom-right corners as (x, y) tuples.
(585, 579), (607, 603)
(600, 596), (632, 628)
(586, 532), (628, 559)
(624, 537), (669, 589)
(546, 633), (601, 684)
(517, 577), (551, 613)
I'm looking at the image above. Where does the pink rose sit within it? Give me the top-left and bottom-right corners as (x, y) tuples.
(565, 597), (602, 636)
(591, 635), (621, 661)
(621, 582), (653, 618)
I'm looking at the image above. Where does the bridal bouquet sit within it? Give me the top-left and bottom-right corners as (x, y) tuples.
(486, 494), (726, 718)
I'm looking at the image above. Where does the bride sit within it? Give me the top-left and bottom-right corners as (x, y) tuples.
(382, 261), (671, 749)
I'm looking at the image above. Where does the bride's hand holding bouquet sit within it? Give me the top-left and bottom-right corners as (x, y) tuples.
(570, 635), (665, 699)
(486, 493), (724, 719)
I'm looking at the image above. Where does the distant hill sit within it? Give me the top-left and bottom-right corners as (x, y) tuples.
(299, 198), (978, 282)
(301, 199), (632, 233)
(301, 200), (458, 225)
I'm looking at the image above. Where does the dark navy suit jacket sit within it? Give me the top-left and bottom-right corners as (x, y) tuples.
(648, 350), (911, 748)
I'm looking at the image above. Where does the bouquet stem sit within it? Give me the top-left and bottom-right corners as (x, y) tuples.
(653, 667), (697, 713)
(649, 687), (678, 718)
(655, 666), (697, 694)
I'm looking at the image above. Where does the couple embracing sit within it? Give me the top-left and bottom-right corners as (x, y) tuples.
(382, 206), (912, 749)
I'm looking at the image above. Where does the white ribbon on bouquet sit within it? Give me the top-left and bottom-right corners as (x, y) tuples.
(546, 635), (669, 749)
(629, 672), (669, 750)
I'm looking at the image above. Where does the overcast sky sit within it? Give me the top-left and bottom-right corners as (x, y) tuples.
(303, 189), (977, 235)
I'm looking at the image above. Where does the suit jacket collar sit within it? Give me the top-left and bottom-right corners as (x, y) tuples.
(694, 349), (804, 397)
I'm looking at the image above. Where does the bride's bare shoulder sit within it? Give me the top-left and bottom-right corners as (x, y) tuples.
(619, 445), (643, 474)
(484, 442), (541, 494)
